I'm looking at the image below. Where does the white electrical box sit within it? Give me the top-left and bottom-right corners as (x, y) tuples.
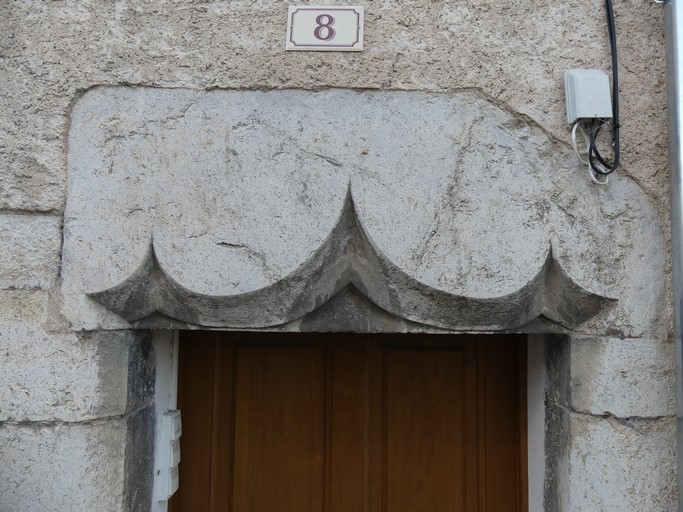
(564, 69), (613, 124)
(155, 410), (182, 502)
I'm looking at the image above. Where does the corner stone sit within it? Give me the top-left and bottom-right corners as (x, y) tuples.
(0, 422), (127, 512)
(570, 336), (675, 418)
(566, 413), (676, 512)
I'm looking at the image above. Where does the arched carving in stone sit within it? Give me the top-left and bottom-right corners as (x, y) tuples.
(88, 187), (614, 331)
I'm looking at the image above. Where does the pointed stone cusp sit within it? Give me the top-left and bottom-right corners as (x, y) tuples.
(541, 254), (616, 329)
(87, 193), (614, 331)
(87, 244), (162, 322)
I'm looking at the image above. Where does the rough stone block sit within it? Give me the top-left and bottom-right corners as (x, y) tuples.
(570, 337), (674, 418)
(125, 405), (155, 511)
(0, 290), (49, 322)
(0, 150), (65, 212)
(0, 422), (126, 512)
(566, 414), (676, 512)
(0, 214), (61, 290)
(0, 299), (147, 421)
(0, 325), (110, 422)
(119, 329), (155, 412)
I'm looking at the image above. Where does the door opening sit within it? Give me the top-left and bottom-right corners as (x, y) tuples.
(169, 332), (527, 512)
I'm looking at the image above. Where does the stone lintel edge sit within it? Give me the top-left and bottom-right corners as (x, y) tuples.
(86, 187), (615, 332)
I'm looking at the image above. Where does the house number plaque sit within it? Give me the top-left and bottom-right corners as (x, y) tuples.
(286, 6), (364, 51)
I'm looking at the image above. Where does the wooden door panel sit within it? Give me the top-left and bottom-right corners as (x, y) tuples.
(327, 340), (368, 512)
(171, 331), (227, 512)
(478, 339), (528, 512)
(171, 334), (526, 512)
(231, 343), (325, 512)
(383, 347), (468, 512)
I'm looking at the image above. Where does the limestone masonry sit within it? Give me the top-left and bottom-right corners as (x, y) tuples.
(0, 1), (676, 511)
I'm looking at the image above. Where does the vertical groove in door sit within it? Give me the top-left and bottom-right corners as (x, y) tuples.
(328, 339), (370, 512)
(309, 345), (316, 512)
(227, 342), (239, 512)
(368, 338), (383, 512)
(381, 345), (389, 512)
(479, 338), (526, 512)
(310, 341), (326, 512)
(208, 334), (223, 512)
(517, 343), (529, 512)
(324, 341), (334, 512)
(464, 340), (479, 512)
(362, 338), (370, 512)
(477, 342), (488, 512)
(216, 340), (234, 511)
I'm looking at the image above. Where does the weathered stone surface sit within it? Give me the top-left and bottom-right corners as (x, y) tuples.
(0, 153), (64, 213)
(85, 193), (612, 331)
(543, 335), (571, 512)
(0, 290), (49, 321)
(0, 422), (126, 512)
(94, 329), (156, 417)
(0, 0), (675, 510)
(0, 1), (668, 210)
(0, 324), (97, 422)
(570, 336), (675, 418)
(62, 87), (662, 336)
(0, 325), (132, 423)
(566, 414), (676, 512)
(0, 214), (61, 290)
(0, 291), (145, 421)
(125, 405), (155, 512)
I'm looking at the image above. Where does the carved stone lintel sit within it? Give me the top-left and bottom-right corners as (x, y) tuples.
(88, 187), (614, 331)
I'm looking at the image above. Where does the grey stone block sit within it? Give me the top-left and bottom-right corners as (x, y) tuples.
(0, 214), (61, 290)
(124, 405), (155, 512)
(566, 414), (676, 512)
(570, 336), (675, 418)
(0, 422), (126, 512)
(0, 323), (104, 422)
(0, 307), (150, 422)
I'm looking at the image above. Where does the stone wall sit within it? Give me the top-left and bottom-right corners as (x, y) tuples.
(0, 1), (676, 511)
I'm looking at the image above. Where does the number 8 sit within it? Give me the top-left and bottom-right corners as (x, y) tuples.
(314, 14), (336, 41)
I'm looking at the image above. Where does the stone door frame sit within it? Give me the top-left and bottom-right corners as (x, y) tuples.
(150, 330), (551, 512)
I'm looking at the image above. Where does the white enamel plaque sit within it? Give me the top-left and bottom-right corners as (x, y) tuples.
(286, 6), (364, 51)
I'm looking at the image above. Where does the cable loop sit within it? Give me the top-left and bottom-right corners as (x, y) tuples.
(571, 122), (588, 164)
(573, 121), (609, 185)
(588, 160), (610, 185)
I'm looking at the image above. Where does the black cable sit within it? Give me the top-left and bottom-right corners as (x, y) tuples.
(588, 0), (621, 176)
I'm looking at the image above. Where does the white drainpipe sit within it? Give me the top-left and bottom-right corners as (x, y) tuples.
(663, 1), (683, 509)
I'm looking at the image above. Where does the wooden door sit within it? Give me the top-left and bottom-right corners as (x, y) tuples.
(169, 333), (527, 512)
